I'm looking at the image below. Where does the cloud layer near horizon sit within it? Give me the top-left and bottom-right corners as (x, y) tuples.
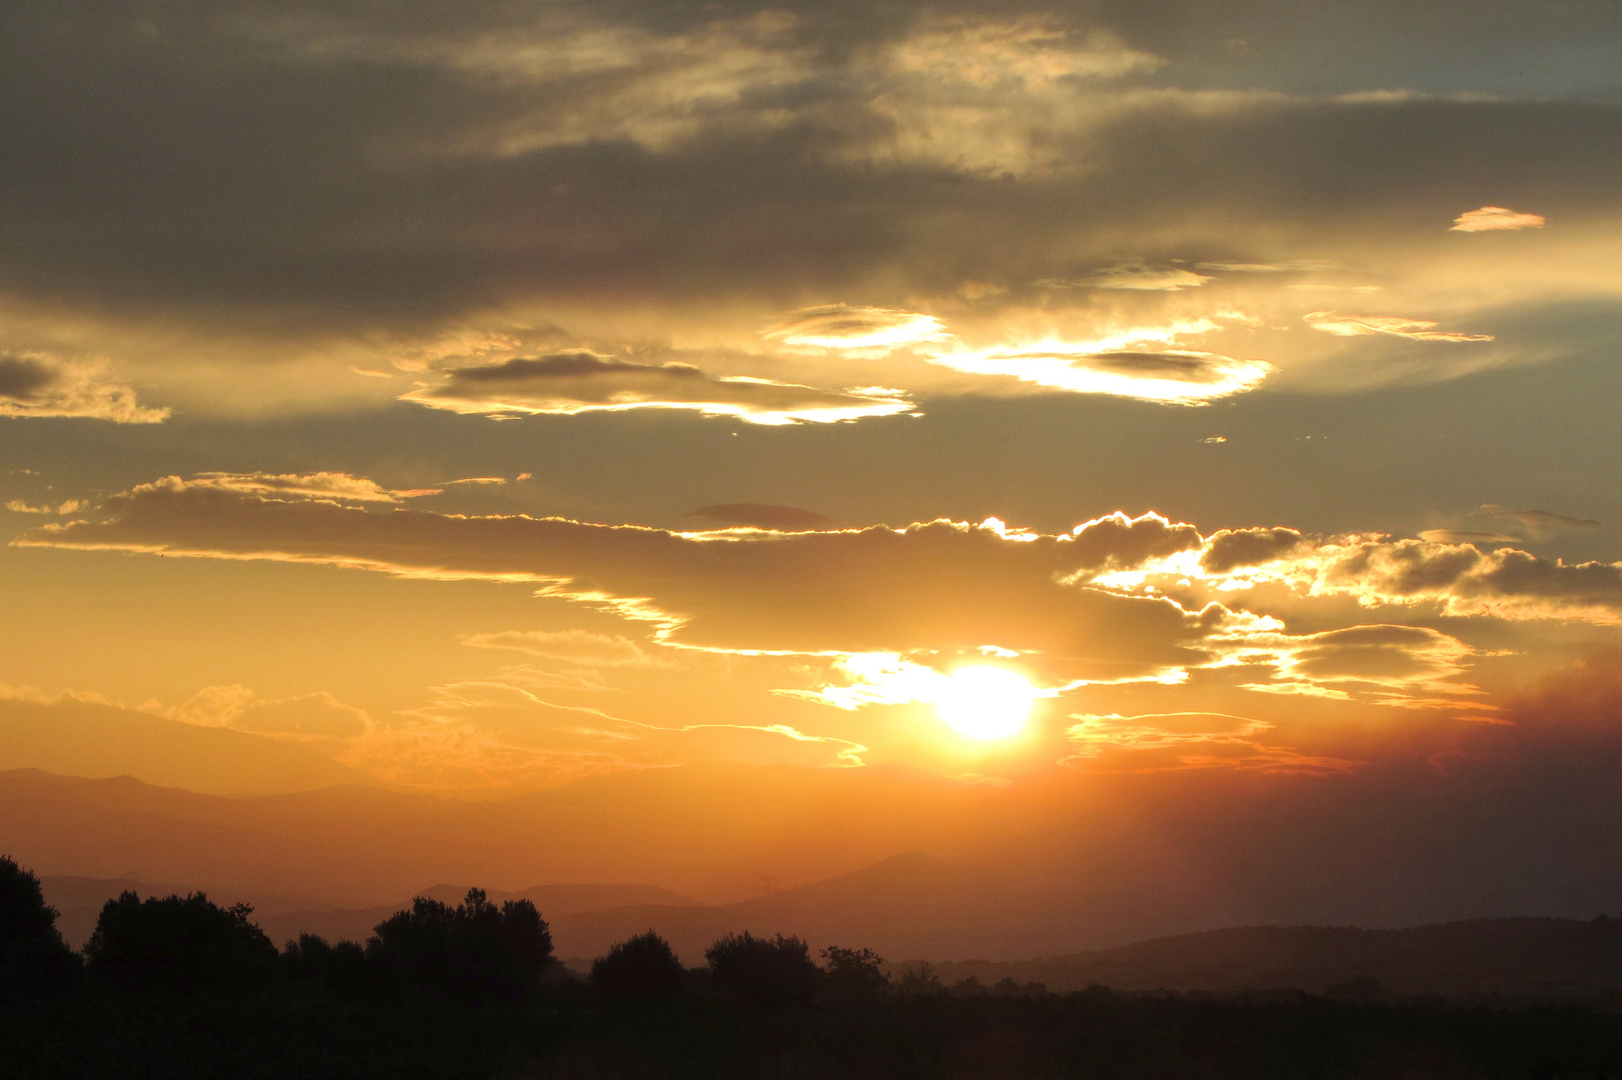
(16, 470), (1622, 787)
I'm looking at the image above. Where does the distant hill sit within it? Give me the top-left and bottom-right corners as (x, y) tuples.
(548, 852), (1014, 964)
(417, 882), (699, 915)
(0, 697), (377, 794)
(255, 884), (703, 952)
(41, 858), (1622, 1000)
(10, 761), (1622, 966)
(930, 920), (1622, 997)
(40, 874), (700, 952)
(42, 873), (351, 950)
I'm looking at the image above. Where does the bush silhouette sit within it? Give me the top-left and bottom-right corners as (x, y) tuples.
(821, 945), (889, 997)
(368, 888), (552, 1002)
(0, 856), (79, 996)
(85, 891), (276, 994)
(704, 932), (820, 1009)
(282, 933), (368, 991)
(592, 931), (685, 1001)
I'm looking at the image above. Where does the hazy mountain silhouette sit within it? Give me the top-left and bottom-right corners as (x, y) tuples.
(549, 852), (1004, 963)
(42, 874), (352, 950)
(417, 883), (698, 914)
(0, 698), (376, 794)
(10, 761), (1622, 962)
(930, 919), (1622, 997)
(254, 885), (700, 950)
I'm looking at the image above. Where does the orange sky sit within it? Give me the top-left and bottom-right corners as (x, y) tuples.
(4, 0), (1622, 939)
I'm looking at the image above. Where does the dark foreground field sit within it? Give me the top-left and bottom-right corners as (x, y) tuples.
(7, 983), (1622, 1080)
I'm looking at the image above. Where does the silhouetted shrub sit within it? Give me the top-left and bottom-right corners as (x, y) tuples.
(0, 856), (79, 996)
(704, 932), (820, 1009)
(368, 888), (552, 1002)
(592, 931), (685, 1002)
(85, 891), (276, 994)
(282, 933), (368, 991)
(821, 945), (889, 997)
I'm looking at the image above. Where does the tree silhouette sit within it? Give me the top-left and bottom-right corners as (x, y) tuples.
(85, 891), (276, 995)
(368, 888), (552, 1002)
(821, 945), (890, 997)
(894, 961), (945, 995)
(0, 856), (79, 996)
(592, 931), (685, 1001)
(282, 933), (368, 991)
(704, 932), (820, 1009)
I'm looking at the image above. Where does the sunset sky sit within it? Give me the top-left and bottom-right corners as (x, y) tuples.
(4, 0), (1622, 922)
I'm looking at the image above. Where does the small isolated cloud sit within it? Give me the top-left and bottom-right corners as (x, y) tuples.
(931, 347), (1273, 403)
(444, 476), (507, 486)
(1475, 505), (1600, 540)
(687, 504), (834, 531)
(1304, 312), (1494, 343)
(1419, 530), (1522, 545)
(5, 499), (85, 516)
(461, 629), (651, 666)
(763, 305), (949, 349)
(1451, 206), (1546, 232)
(1048, 265), (1211, 291)
(184, 472), (438, 503)
(401, 351), (913, 425)
(0, 353), (167, 423)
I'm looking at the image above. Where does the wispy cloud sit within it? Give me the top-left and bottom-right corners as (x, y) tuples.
(461, 629), (652, 666)
(1044, 265), (1211, 291)
(1305, 312), (1494, 342)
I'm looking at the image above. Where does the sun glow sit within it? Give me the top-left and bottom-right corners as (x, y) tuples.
(936, 666), (1036, 740)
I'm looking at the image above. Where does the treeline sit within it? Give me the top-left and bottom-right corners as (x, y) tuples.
(6, 856), (1622, 1079)
(1, 855), (962, 1008)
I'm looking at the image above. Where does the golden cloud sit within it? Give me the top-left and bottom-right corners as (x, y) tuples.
(1451, 206), (1546, 232)
(1304, 312), (1494, 342)
(400, 351), (913, 425)
(763, 305), (949, 349)
(0, 353), (167, 423)
(927, 346), (1274, 403)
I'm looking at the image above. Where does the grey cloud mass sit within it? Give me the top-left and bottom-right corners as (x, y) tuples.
(0, 0), (1618, 359)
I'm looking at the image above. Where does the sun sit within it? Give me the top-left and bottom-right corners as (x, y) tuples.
(935, 666), (1036, 740)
